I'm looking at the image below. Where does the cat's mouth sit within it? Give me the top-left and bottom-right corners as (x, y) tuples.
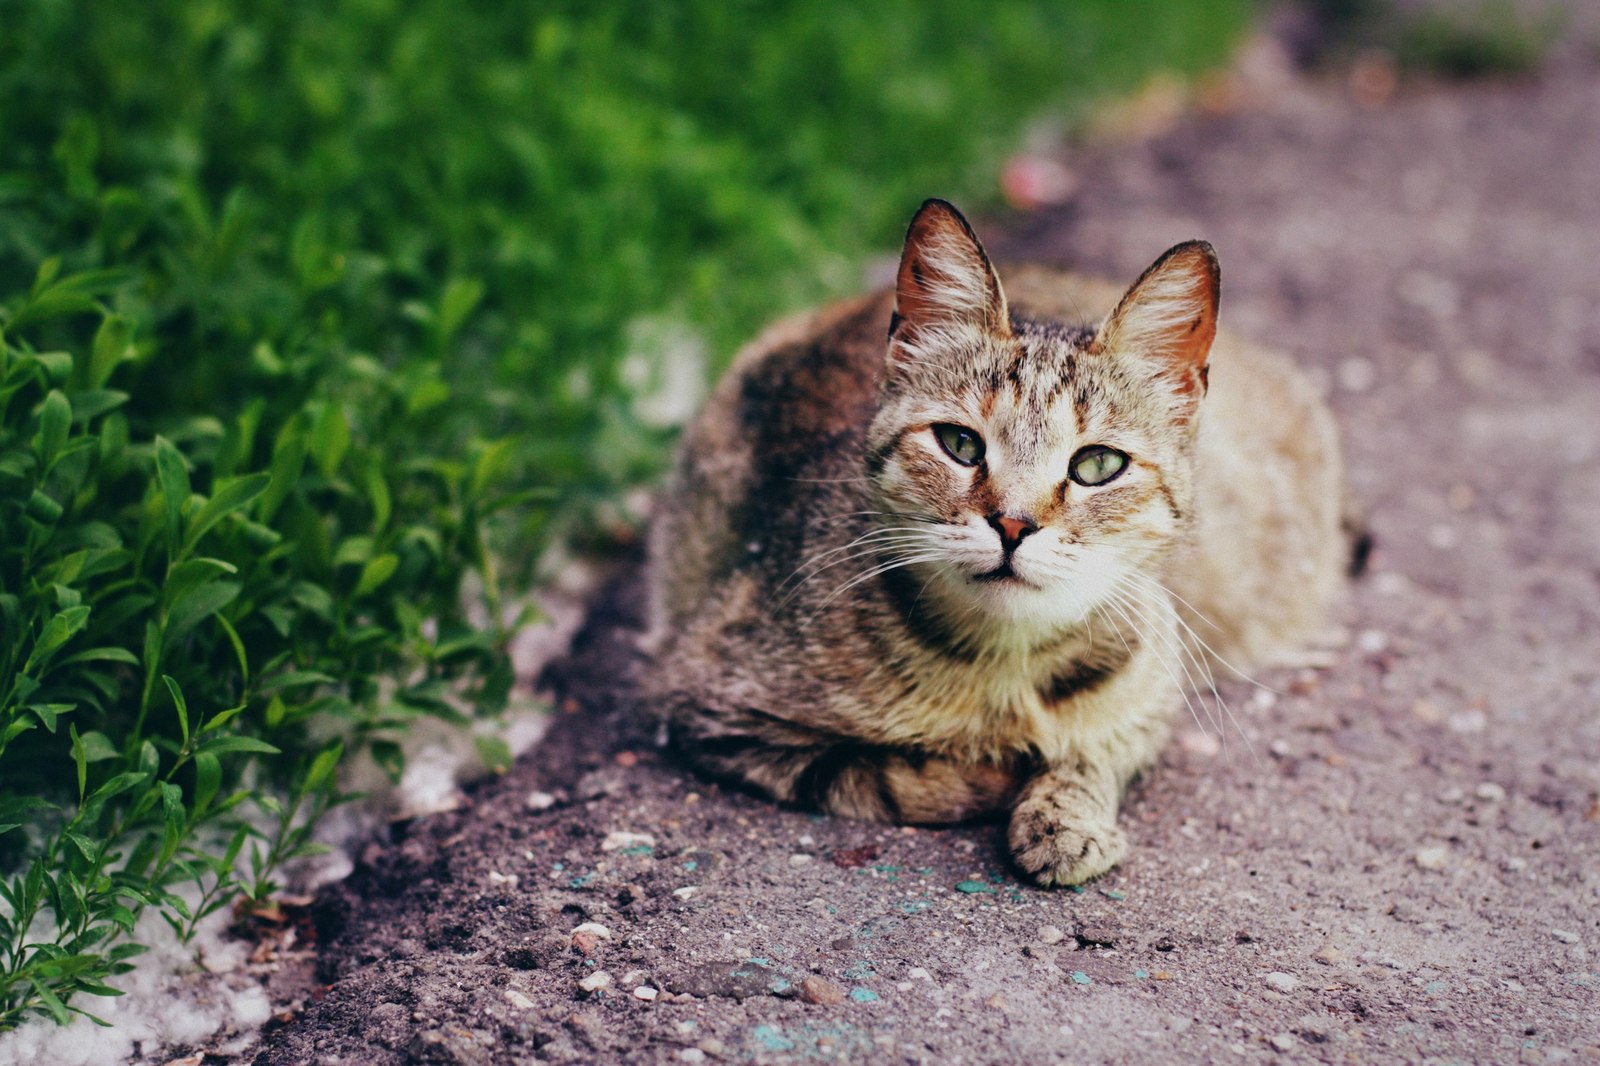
(972, 560), (1039, 589)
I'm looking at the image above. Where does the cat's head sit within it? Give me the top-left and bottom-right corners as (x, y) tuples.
(865, 198), (1219, 633)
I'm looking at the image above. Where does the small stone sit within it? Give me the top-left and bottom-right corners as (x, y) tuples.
(526, 791), (556, 810)
(1411, 699), (1444, 724)
(487, 870), (518, 886)
(1039, 925), (1065, 946)
(633, 986), (659, 1001)
(1437, 786), (1464, 804)
(1552, 930), (1580, 945)
(572, 921), (612, 939)
(1355, 629), (1388, 654)
(1504, 857), (1527, 873)
(673, 886), (700, 901)
(985, 992), (1006, 1009)
(1313, 944), (1345, 966)
(571, 931), (601, 955)
(1269, 739), (1292, 758)
(908, 967), (932, 981)
(1264, 972), (1299, 993)
(602, 831), (657, 852)
(798, 976), (846, 1005)
(1476, 782), (1507, 802)
(1415, 845), (1449, 870)
(578, 971), (612, 994)
(1270, 1033), (1296, 1053)
(503, 989), (535, 1010)
(789, 853), (813, 866)
(679, 1050), (706, 1064)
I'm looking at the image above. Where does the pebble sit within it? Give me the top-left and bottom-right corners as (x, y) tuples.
(798, 976), (846, 1005)
(1270, 1033), (1297, 1053)
(673, 886), (700, 900)
(1264, 972), (1299, 993)
(1414, 845), (1450, 870)
(526, 791), (556, 810)
(1313, 944), (1345, 966)
(633, 986), (659, 1001)
(908, 967), (932, 981)
(679, 1051), (706, 1064)
(570, 931), (601, 955)
(578, 971), (612, 994)
(602, 831), (657, 852)
(503, 989), (535, 1011)
(789, 853), (813, 866)
(1039, 925), (1065, 946)
(572, 922), (611, 939)
(1552, 930), (1580, 945)
(487, 870), (518, 886)
(1476, 782), (1507, 802)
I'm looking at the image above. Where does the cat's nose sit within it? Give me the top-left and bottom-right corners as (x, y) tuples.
(987, 513), (1038, 554)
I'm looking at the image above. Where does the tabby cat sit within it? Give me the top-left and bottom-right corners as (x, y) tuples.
(644, 199), (1345, 885)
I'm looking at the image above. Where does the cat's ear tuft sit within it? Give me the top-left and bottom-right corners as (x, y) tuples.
(1093, 240), (1220, 395)
(891, 199), (1010, 349)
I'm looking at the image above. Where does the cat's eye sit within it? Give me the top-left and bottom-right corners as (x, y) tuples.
(933, 423), (984, 466)
(1070, 445), (1129, 486)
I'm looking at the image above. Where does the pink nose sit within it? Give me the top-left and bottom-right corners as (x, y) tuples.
(988, 513), (1038, 552)
(997, 516), (1031, 543)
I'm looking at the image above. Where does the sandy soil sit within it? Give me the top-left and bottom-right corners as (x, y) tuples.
(248, 29), (1600, 1066)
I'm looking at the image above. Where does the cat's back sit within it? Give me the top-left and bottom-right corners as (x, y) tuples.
(648, 289), (895, 637)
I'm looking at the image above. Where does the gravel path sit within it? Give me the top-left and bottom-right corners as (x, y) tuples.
(252, 35), (1600, 1066)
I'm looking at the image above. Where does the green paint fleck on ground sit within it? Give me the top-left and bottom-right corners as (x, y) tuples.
(1134, 969), (1149, 979)
(752, 1025), (795, 1052)
(1071, 971), (1092, 985)
(1101, 889), (1126, 900)
(849, 987), (880, 1003)
(956, 880), (995, 894)
(899, 901), (930, 914)
(619, 844), (654, 857)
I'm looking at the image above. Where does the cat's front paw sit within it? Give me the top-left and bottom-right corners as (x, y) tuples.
(1008, 798), (1127, 887)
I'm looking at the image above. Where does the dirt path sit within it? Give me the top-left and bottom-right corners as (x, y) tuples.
(252, 38), (1600, 1066)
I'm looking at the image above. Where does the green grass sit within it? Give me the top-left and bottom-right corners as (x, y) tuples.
(0, 0), (1250, 1029)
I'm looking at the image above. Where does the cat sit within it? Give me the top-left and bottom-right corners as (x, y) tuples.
(643, 198), (1347, 885)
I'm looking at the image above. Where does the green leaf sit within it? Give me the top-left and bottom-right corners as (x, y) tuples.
(353, 553), (399, 597)
(257, 419), (307, 523)
(304, 742), (343, 791)
(87, 313), (133, 388)
(25, 605), (92, 672)
(181, 472), (271, 554)
(197, 736), (281, 758)
(438, 276), (485, 344)
(35, 389), (72, 470)
(474, 735), (513, 775)
(154, 436), (189, 556)
(30, 979), (72, 1025)
(164, 581), (239, 641)
(192, 752), (221, 814)
(163, 675), (189, 745)
(76, 731), (119, 762)
(70, 724), (88, 801)
(310, 402), (350, 478)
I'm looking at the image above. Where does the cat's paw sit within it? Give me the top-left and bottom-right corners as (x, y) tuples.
(1008, 800), (1127, 887)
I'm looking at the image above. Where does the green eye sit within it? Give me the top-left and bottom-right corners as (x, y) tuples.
(1070, 445), (1129, 486)
(934, 423), (984, 466)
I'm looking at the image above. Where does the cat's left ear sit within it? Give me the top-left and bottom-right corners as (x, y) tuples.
(890, 199), (1011, 352)
(1093, 240), (1220, 396)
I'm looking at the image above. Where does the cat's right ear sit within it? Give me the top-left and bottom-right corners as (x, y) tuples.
(1093, 240), (1220, 398)
(890, 199), (1010, 359)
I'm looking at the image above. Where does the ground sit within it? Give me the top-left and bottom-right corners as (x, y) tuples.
(248, 28), (1600, 1066)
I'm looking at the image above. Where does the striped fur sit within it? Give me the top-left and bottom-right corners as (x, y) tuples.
(645, 200), (1347, 885)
